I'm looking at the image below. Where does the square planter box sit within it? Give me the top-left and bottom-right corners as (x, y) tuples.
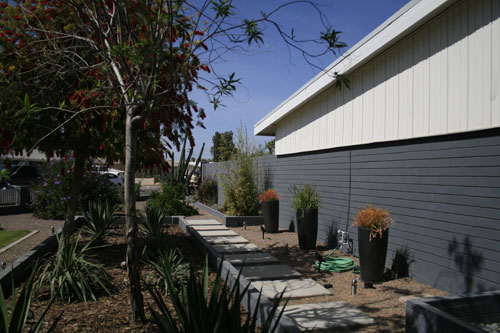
(192, 201), (263, 227)
(406, 290), (500, 333)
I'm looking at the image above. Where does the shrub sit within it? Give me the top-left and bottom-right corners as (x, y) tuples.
(82, 200), (117, 246)
(352, 204), (393, 240)
(291, 184), (320, 215)
(147, 257), (286, 332)
(31, 160), (121, 220)
(196, 177), (218, 205)
(221, 126), (260, 216)
(35, 233), (114, 303)
(147, 183), (197, 217)
(258, 189), (279, 203)
(143, 246), (189, 294)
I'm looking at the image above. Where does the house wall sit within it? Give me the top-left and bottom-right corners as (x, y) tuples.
(203, 128), (500, 294)
(275, 0), (500, 155)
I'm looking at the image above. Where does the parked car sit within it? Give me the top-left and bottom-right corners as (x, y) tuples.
(101, 172), (124, 187)
(9, 165), (40, 187)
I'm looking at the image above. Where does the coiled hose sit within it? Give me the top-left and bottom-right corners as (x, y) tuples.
(315, 246), (357, 272)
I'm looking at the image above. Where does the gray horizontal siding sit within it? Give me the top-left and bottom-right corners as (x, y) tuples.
(203, 129), (500, 294)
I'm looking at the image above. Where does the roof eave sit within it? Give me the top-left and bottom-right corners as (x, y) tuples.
(254, 0), (456, 137)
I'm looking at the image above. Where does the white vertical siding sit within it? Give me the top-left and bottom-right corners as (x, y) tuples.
(275, 0), (500, 155)
(493, 0), (500, 127)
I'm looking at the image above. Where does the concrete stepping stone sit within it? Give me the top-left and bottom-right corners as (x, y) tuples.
(190, 225), (229, 231)
(198, 230), (238, 237)
(184, 219), (222, 226)
(251, 279), (332, 299)
(213, 243), (261, 254)
(224, 252), (280, 266)
(240, 264), (301, 281)
(206, 236), (249, 244)
(280, 301), (375, 331)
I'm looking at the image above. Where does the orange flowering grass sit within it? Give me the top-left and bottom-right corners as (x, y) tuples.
(352, 204), (394, 240)
(258, 189), (280, 203)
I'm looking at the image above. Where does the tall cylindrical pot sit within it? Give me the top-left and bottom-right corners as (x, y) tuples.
(358, 228), (389, 283)
(296, 208), (318, 250)
(261, 200), (279, 233)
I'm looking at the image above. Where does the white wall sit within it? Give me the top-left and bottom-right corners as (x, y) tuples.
(276, 0), (500, 155)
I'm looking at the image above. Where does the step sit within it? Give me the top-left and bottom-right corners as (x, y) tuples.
(190, 225), (229, 231)
(240, 264), (301, 281)
(279, 301), (376, 331)
(198, 230), (238, 237)
(251, 278), (332, 299)
(224, 252), (280, 266)
(184, 219), (222, 226)
(213, 243), (262, 254)
(205, 236), (249, 245)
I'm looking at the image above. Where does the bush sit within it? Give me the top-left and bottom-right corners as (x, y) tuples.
(31, 160), (121, 220)
(35, 233), (114, 303)
(258, 189), (279, 203)
(147, 183), (197, 217)
(196, 177), (218, 205)
(221, 126), (260, 216)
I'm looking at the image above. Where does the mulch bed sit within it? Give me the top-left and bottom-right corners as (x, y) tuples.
(26, 222), (207, 332)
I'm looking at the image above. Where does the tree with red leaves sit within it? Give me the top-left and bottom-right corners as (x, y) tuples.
(0, 0), (348, 324)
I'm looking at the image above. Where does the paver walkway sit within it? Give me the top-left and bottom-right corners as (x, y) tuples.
(182, 218), (375, 332)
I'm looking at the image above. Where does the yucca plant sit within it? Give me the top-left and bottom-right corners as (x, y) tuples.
(143, 246), (189, 294)
(147, 257), (286, 332)
(0, 262), (61, 333)
(82, 200), (117, 246)
(35, 233), (114, 303)
(139, 203), (165, 239)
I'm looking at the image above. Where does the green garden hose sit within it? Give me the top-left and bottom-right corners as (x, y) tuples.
(315, 246), (357, 273)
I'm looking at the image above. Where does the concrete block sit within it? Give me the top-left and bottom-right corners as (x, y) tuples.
(280, 301), (375, 331)
(184, 219), (222, 226)
(198, 230), (238, 237)
(251, 279), (332, 299)
(213, 243), (261, 254)
(206, 236), (249, 244)
(241, 264), (301, 281)
(190, 225), (229, 231)
(224, 253), (280, 266)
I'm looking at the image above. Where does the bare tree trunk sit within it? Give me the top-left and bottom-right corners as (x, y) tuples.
(61, 153), (86, 243)
(124, 115), (145, 324)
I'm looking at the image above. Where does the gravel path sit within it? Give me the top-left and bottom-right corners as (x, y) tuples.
(0, 213), (64, 266)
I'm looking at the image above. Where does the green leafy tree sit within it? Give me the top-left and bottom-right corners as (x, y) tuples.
(0, 0), (348, 324)
(211, 131), (236, 162)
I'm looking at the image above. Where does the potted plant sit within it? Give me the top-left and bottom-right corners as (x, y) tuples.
(291, 184), (320, 250)
(352, 204), (393, 283)
(258, 189), (280, 233)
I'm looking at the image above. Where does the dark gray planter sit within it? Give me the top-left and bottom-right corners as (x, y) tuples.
(357, 227), (388, 283)
(296, 208), (318, 250)
(406, 290), (500, 333)
(261, 201), (279, 233)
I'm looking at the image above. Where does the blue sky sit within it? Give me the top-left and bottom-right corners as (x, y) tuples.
(190, 0), (410, 159)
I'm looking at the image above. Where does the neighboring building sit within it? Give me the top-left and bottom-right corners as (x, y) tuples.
(250, 0), (499, 294)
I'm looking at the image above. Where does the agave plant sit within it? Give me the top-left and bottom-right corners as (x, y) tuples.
(143, 246), (189, 293)
(147, 257), (286, 332)
(82, 200), (117, 246)
(0, 262), (61, 332)
(35, 233), (114, 303)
